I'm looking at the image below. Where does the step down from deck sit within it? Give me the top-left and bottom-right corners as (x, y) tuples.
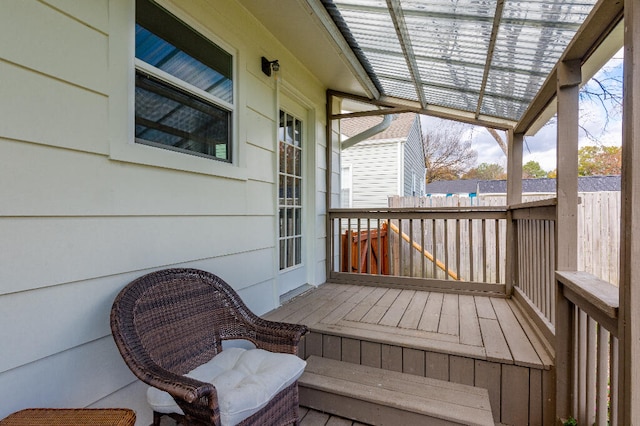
(299, 356), (494, 426)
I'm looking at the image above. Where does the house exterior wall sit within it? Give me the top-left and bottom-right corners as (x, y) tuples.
(0, 0), (328, 422)
(341, 139), (402, 208)
(402, 116), (426, 197)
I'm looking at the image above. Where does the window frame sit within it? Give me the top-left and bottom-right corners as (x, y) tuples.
(134, 58), (234, 162)
(108, 0), (245, 180)
(134, 1), (235, 163)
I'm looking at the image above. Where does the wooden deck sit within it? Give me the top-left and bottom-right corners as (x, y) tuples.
(264, 283), (555, 425)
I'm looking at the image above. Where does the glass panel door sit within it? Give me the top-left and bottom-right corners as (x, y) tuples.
(278, 110), (303, 270)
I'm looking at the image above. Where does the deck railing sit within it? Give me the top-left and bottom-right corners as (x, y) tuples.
(556, 271), (619, 426)
(510, 199), (558, 341)
(329, 202), (622, 424)
(329, 207), (507, 294)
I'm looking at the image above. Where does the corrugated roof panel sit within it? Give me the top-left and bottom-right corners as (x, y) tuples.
(326, 0), (599, 122)
(422, 85), (478, 112)
(416, 59), (485, 93)
(365, 52), (412, 80)
(378, 77), (419, 101)
(484, 69), (547, 102)
(480, 95), (529, 121)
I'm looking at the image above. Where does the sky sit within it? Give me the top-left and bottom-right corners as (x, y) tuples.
(424, 48), (624, 174)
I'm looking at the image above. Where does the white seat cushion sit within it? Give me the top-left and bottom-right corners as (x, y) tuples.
(147, 347), (306, 426)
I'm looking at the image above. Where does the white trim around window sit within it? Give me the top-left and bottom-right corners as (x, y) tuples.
(107, 0), (246, 180)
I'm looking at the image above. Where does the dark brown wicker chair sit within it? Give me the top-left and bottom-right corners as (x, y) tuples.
(110, 268), (308, 426)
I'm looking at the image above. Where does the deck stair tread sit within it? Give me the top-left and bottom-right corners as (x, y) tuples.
(299, 356), (494, 426)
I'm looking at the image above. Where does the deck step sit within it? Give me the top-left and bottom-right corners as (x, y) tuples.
(299, 356), (494, 426)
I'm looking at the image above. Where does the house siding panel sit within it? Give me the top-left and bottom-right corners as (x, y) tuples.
(342, 140), (400, 208)
(403, 117), (425, 196)
(0, 1), (109, 94)
(0, 1), (328, 422)
(0, 63), (109, 154)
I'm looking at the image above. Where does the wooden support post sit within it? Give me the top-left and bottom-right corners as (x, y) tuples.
(555, 58), (581, 424)
(618, 0), (640, 423)
(505, 130), (523, 296)
(326, 91), (341, 280)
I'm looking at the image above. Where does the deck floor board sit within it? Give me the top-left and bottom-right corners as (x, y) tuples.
(266, 283), (551, 369)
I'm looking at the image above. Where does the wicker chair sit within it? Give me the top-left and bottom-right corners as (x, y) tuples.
(110, 268), (309, 426)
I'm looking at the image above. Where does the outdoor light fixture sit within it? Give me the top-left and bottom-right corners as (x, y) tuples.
(261, 57), (279, 76)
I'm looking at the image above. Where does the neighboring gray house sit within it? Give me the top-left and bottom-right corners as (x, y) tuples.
(424, 175), (621, 200)
(340, 114), (425, 208)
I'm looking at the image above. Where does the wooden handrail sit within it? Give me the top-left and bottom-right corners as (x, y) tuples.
(556, 271), (619, 335)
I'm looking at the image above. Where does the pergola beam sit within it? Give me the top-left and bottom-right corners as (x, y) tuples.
(386, 0), (429, 109)
(476, 0), (505, 119)
(328, 90), (515, 130)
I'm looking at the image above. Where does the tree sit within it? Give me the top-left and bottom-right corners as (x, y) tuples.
(522, 161), (547, 178)
(578, 145), (622, 176)
(422, 121), (477, 183)
(462, 163), (506, 180)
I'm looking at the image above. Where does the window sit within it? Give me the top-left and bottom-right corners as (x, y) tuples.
(135, 0), (233, 161)
(278, 110), (303, 270)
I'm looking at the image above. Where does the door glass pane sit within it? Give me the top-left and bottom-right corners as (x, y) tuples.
(295, 208), (301, 235)
(279, 208), (285, 237)
(294, 177), (301, 206)
(279, 240), (286, 270)
(278, 109), (303, 270)
(294, 147), (301, 177)
(294, 119), (302, 147)
(295, 237), (302, 264)
(287, 239), (294, 268)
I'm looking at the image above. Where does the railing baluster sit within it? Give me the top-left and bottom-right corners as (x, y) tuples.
(347, 218), (352, 273)
(398, 218), (403, 276)
(595, 325), (609, 426)
(469, 219), (474, 282)
(409, 219), (413, 277)
(377, 218), (382, 275)
(495, 219), (500, 284)
(432, 218), (437, 279)
(444, 218), (449, 280)
(456, 219), (461, 281)
(482, 218), (487, 283)
(611, 336), (619, 426)
(386, 217), (392, 275)
(578, 309), (588, 425)
(420, 218), (425, 278)
(357, 218), (362, 273)
(367, 218), (372, 274)
(586, 317), (597, 426)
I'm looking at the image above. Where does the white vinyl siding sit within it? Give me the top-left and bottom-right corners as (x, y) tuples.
(403, 116), (426, 197)
(341, 139), (402, 208)
(0, 0), (327, 423)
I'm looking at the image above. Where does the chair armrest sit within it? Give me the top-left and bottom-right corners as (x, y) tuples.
(243, 317), (309, 355)
(132, 362), (217, 404)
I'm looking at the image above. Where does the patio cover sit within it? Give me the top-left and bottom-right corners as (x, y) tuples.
(240, 0), (623, 132)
